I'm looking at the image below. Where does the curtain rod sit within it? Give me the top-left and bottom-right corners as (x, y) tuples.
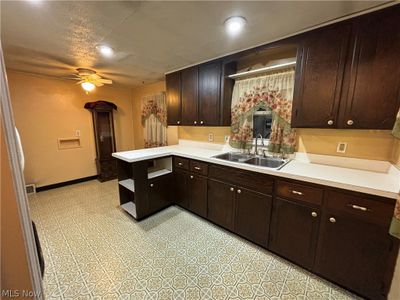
(228, 61), (296, 79)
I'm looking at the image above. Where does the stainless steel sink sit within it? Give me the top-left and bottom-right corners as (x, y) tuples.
(213, 152), (253, 163)
(213, 152), (289, 169)
(244, 157), (288, 169)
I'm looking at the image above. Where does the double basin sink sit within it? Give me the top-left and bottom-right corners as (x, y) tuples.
(213, 152), (289, 170)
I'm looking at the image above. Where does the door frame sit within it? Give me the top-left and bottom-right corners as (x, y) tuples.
(0, 42), (44, 299)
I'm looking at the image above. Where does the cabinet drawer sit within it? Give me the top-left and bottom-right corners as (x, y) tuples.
(209, 164), (273, 195)
(325, 190), (394, 227)
(276, 180), (323, 206)
(190, 160), (208, 176)
(174, 157), (189, 170)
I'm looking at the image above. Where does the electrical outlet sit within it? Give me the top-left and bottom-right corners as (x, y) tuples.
(75, 130), (81, 137)
(208, 133), (214, 142)
(336, 142), (347, 153)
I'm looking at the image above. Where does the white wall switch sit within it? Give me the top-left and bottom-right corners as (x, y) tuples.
(75, 130), (81, 137)
(336, 142), (347, 153)
(208, 133), (214, 142)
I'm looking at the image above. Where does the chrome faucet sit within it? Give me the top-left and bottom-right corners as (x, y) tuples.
(254, 133), (265, 156)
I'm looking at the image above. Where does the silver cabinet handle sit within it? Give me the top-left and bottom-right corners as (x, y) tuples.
(237, 189), (241, 194)
(311, 211), (318, 217)
(194, 121), (197, 124)
(347, 120), (354, 126)
(178, 162), (183, 166)
(329, 217), (336, 223)
(190, 175), (194, 179)
(200, 120), (204, 124)
(349, 204), (369, 212)
(150, 183), (154, 188)
(194, 166), (201, 170)
(230, 187), (234, 192)
(291, 190), (303, 196)
(177, 121), (180, 125)
(327, 120), (334, 126)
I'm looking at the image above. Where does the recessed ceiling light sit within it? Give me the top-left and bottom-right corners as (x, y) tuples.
(81, 82), (95, 92)
(224, 16), (247, 36)
(96, 44), (114, 58)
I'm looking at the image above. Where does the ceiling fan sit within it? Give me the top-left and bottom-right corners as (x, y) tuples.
(68, 68), (113, 93)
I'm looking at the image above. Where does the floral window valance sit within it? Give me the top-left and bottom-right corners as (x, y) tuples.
(230, 70), (296, 154)
(141, 93), (167, 126)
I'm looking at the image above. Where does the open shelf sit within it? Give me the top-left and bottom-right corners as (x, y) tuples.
(148, 168), (173, 179)
(121, 202), (137, 219)
(147, 156), (172, 179)
(119, 179), (135, 192)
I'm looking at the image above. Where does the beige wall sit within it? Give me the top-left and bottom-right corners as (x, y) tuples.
(178, 125), (397, 161)
(297, 129), (395, 161)
(179, 126), (230, 144)
(7, 70), (134, 187)
(391, 138), (400, 167)
(131, 81), (178, 149)
(1, 120), (34, 295)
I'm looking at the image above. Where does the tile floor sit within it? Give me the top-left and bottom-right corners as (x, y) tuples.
(29, 180), (359, 299)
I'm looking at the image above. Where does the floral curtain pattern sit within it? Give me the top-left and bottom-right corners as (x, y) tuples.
(389, 108), (400, 239)
(229, 70), (296, 154)
(141, 93), (167, 148)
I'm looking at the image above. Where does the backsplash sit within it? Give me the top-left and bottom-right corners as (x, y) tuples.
(177, 126), (396, 162)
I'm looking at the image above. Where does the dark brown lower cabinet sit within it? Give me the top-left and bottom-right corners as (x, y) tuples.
(315, 211), (397, 300)
(149, 175), (172, 213)
(189, 174), (207, 217)
(235, 188), (272, 247)
(174, 170), (207, 217)
(269, 197), (320, 270)
(174, 170), (190, 210)
(207, 179), (235, 231)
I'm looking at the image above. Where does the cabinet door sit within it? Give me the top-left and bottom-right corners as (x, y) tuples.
(235, 188), (272, 247)
(315, 213), (395, 299)
(149, 175), (172, 212)
(269, 198), (320, 270)
(174, 171), (189, 210)
(292, 23), (350, 128)
(166, 72), (181, 125)
(181, 67), (199, 125)
(340, 7), (400, 129)
(189, 174), (207, 218)
(207, 179), (235, 231)
(199, 62), (221, 126)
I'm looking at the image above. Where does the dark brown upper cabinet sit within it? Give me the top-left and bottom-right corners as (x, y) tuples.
(292, 22), (351, 128)
(166, 72), (182, 125)
(292, 6), (400, 129)
(339, 6), (400, 129)
(181, 67), (199, 125)
(199, 61), (222, 126)
(166, 61), (236, 126)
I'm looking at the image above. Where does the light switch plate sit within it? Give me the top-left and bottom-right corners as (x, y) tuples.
(208, 133), (214, 142)
(336, 142), (347, 153)
(75, 130), (81, 137)
(224, 135), (229, 142)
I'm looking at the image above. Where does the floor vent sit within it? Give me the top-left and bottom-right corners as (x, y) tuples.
(26, 184), (36, 194)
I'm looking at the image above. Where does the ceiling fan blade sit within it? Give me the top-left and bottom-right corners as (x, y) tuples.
(98, 78), (113, 84)
(94, 82), (104, 87)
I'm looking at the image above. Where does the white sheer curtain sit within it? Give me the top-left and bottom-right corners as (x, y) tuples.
(142, 93), (167, 148)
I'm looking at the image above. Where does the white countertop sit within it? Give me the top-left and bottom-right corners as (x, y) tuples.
(113, 140), (400, 199)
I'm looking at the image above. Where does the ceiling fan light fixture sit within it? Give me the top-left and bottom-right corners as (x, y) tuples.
(81, 81), (95, 92)
(96, 44), (114, 57)
(224, 16), (247, 36)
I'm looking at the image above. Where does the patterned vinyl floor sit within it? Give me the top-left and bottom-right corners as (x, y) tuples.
(29, 180), (359, 300)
